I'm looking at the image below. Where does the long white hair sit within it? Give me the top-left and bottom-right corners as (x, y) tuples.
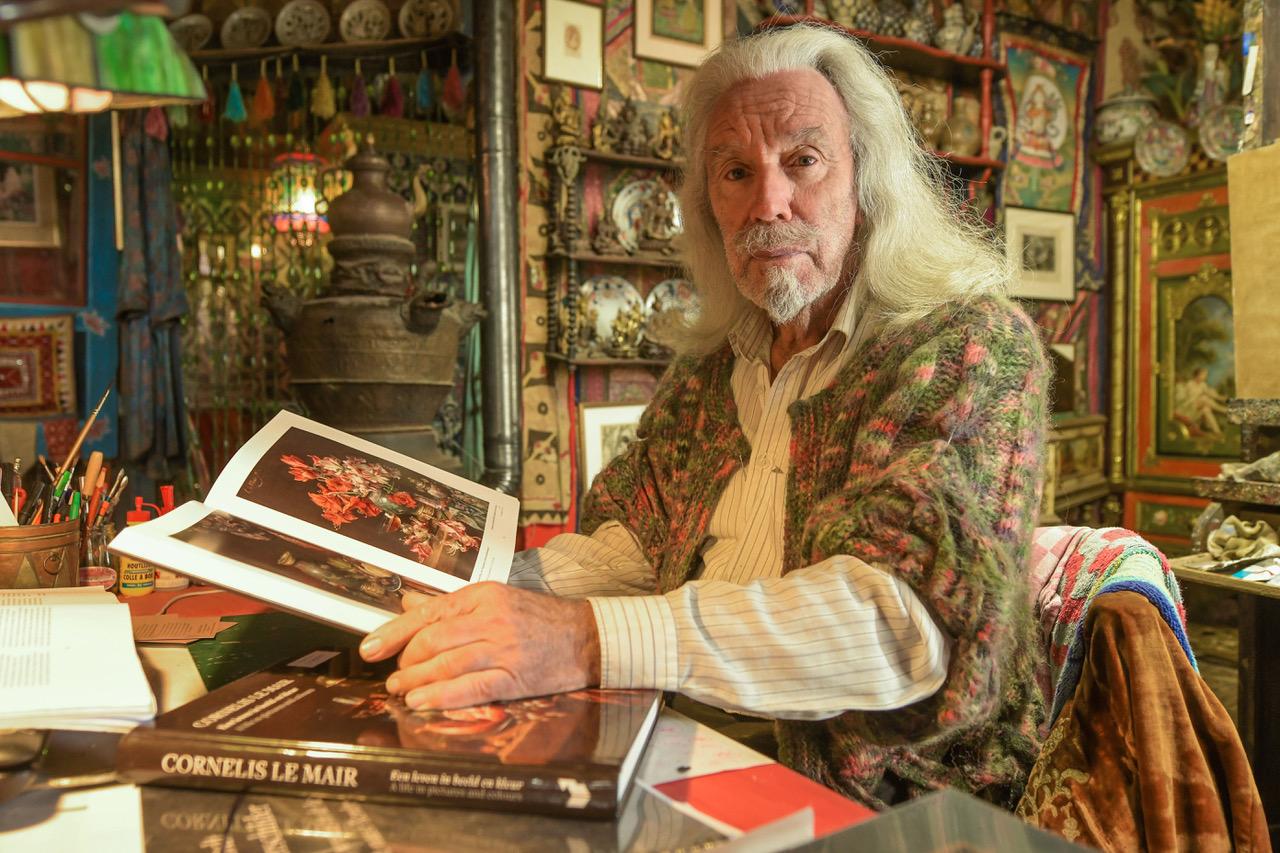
(675, 23), (1011, 354)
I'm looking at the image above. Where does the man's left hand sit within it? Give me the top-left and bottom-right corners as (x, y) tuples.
(358, 582), (601, 710)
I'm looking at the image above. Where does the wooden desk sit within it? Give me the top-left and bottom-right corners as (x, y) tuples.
(1170, 555), (1280, 832)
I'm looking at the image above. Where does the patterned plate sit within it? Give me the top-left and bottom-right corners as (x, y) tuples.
(399, 0), (455, 39)
(1134, 119), (1190, 178)
(580, 275), (644, 349)
(339, 0), (392, 43)
(220, 6), (271, 50)
(1199, 105), (1244, 163)
(168, 14), (212, 53)
(275, 0), (331, 47)
(644, 277), (696, 315)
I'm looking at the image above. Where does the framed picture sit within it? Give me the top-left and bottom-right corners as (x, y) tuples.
(635, 0), (723, 68)
(0, 314), (76, 418)
(578, 402), (646, 490)
(543, 0), (604, 90)
(1005, 207), (1075, 301)
(0, 158), (60, 248)
(1127, 172), (1238, 485)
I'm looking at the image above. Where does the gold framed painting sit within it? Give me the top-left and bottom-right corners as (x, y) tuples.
(543, 0), (604, 90)
(578, 401), (645, 491)
(634, 0), (723, 68)
(0, 158), (60, 248)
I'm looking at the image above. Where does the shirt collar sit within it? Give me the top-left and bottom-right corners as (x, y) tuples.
(727, 287), (860, 363)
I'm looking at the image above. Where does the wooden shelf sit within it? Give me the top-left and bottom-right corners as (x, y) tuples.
(547, 250), (682, 268)
(934, 152), (1004, 171)
(190, 33), (470, 67)
(581, 148), (684, 171)
(547, 352), (671, 368)
(760, 15), (1006, 86)
(1193, 477), (1280, 507)
(1170, 554), (1280, 601)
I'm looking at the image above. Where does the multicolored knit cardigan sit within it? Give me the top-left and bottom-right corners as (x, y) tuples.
(582, 295), (1050, 811)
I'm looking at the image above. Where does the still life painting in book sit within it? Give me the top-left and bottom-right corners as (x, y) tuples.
(238, 427), (490, 582)
(172, 511), (439, 613)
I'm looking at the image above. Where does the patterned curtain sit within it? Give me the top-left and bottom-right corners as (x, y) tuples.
(117, 108), (188, 480)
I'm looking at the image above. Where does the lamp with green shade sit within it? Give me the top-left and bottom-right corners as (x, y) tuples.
(0, 10), (205, 117)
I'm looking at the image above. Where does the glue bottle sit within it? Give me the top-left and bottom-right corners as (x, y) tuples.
(151, 486), (189, 591)
(117, 498), (157, 597)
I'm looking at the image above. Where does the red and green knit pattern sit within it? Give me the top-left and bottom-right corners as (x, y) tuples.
(582, 296), (1049, 810)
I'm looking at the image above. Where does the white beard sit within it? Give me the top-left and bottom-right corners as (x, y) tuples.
(761, 267), (809, 325)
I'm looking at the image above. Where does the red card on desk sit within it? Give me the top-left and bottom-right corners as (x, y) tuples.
(655, 763), (875, 837)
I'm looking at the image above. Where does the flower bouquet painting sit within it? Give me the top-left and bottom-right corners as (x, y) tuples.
(238, 428), (491, 582)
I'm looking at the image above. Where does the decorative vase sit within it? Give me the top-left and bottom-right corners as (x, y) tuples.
(878, 0), (910, 37)
(942, 94), (982, 156)
(1094, 90), (1159, 146)
(934, 3), (975, 54)
(903, 0), (935, 44)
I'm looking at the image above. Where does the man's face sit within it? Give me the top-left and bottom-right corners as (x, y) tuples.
(704, 69), (858, 325)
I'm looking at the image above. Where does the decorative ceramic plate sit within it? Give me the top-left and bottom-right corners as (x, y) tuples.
(275, 0), (331, 47)
(168, 14), (212, 53)
(1134, 119), (1190, 178)
(399, 0), (455, 39)
(610, 179), (680, 253)
(645, 277), (696, 316)
(580, 275), (644, 348)
(339, 0), (392, 43)
(220, 6), (271, 50)
(1199, 104), (1244, 162)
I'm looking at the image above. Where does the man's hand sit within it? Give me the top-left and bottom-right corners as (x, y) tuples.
(358, 583), (601, 710)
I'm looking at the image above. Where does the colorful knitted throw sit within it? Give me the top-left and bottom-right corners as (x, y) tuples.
(1040, 527), (1195, 725)
(582, 296), (1050, 810)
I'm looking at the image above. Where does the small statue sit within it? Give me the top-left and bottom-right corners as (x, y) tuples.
(934, 3), (976, 55)
(592, 213), (625, 255)
(616, 98), (650, 156)
(590, 89), (619, 152)
(639, 187), (681, 254)
(550, 84), (583, 147)
(651, 109), (681, 160)
(606, 301), (645, 358)
(903, 0), (936, 44)
(878, 0), (910, 37)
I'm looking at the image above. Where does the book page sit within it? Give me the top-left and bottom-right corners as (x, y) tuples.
(111, 504), (442, 635)
(0, 588), (155, 728)
(204, 411), (518, 594)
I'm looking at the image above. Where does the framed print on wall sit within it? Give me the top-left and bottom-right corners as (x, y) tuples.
(578, 402), (646, 490)
(543, 0), (604, 89)
(0, 158), (60, 248)
(1005, 206), (1075, 301)
(635, 0), (723, 68)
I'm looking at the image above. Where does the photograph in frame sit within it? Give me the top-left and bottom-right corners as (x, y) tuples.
(0, 158), (60, 248)
(634, 0), (723, 68)
(1005, 206), (1075, 301)
(543, 0), (604, 90)
(578, 402), (646, 491)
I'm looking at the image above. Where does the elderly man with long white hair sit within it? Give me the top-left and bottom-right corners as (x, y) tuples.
(360, 23), (1049, 810)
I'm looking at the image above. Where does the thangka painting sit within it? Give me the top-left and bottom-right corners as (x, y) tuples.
(1001, 34), (1091, 213)
(0, 315), (76, 417)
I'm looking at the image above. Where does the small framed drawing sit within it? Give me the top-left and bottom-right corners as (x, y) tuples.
(578, 402), (646, 490)
(635, 0), (722, 68)
(543, 0), (604, 90)
(0, 158), (60, 248)
(1005, 207), (1075, 301)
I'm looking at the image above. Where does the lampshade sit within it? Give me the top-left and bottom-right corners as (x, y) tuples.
(0, 11), (206, 117)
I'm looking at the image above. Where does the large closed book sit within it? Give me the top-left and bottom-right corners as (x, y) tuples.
(116, 649), (663, 819)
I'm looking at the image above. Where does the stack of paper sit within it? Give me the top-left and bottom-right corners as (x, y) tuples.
(131, 614), (236, 644)
(0, 587), (156, 731)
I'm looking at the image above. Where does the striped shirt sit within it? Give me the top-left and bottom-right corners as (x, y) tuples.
(509, 293), (949, 721)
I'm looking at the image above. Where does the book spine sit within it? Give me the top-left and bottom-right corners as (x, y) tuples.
(116, 731), (617, 819)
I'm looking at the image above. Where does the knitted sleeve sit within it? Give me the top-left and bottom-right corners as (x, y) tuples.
(798, 301), (1049, 748)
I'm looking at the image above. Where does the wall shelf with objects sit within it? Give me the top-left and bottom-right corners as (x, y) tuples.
(546, 352), (672, 369)
(547, 249), (682, 269)
(188, 33), (471, 69)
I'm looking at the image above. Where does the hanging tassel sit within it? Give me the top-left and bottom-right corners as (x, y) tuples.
(223, 64), (247, 123)
(198, 65), (217, 124)
(349, 59), (370, 118)
(144, 106), (168, 141)
(415, 51), (433, 119)
(273, 56), (289, 129)
(311, 55), (336, 120)
(166, 104), (189, 129)
(442, 49), (465, 122)
(250, 59), (275, 126)
(381, 57), (404, 117)
(287, 54), (306, 112)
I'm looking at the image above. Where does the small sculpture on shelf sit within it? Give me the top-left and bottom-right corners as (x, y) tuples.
(639, 187), (682, 255)
(903, 0), (936, 44)
(651, 110), (681, 160)
(615, 98), (651, 156)
(590, 89), (619, 152)
(878, 0), (910, 38)
(605, 301), (645, 358)
(592, 213), (626, 255)
(550, 84), (583, 147)
(934, 3), (976, 55)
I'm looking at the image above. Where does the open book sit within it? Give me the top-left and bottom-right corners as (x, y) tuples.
(109, 412), (520, 634)
(0, 587), (156, 731)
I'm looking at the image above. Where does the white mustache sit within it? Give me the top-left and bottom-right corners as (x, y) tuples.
(733, 220), (822, 255)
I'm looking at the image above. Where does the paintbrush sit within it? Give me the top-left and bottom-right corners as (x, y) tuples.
(56, 385), (111, 478)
